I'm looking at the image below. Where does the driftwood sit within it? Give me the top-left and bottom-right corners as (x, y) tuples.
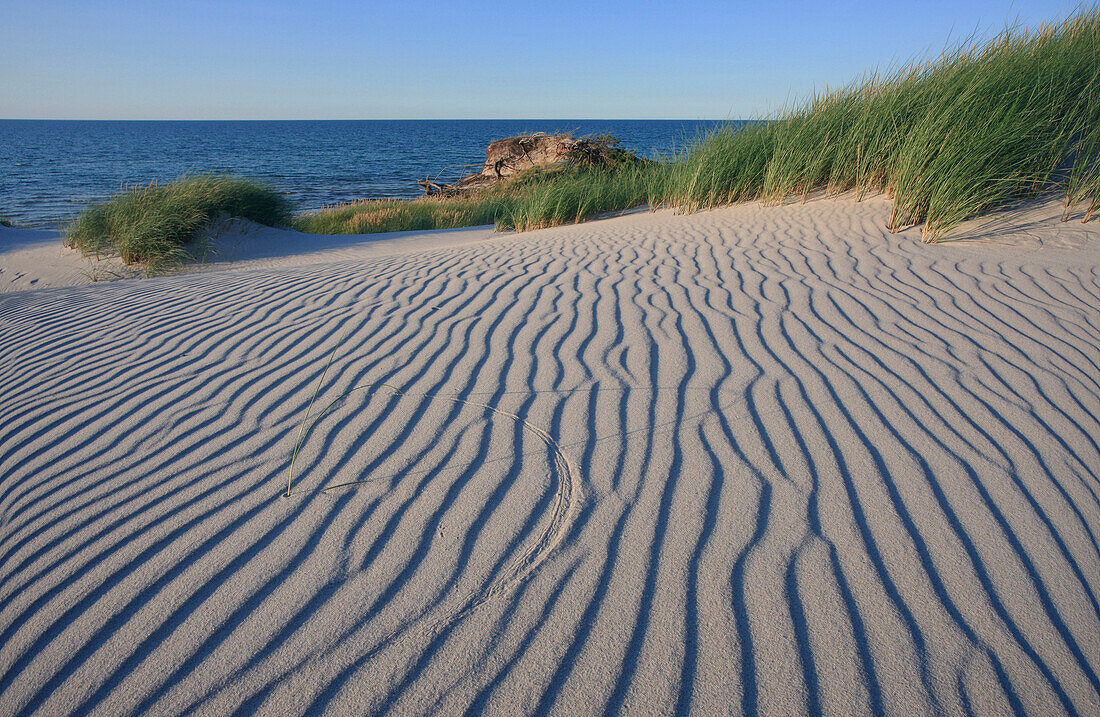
(418, 133), (643, 196)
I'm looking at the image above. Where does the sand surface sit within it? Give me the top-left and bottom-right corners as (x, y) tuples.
(1, 199), (1099, 715)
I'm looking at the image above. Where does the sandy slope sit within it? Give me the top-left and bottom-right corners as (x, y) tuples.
(1, 199), (1099, 715)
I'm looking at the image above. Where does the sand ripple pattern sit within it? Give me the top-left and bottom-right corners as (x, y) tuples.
(1, 200), (1099, 715)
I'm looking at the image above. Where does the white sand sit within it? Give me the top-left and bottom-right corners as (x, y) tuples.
(1, 199), (1099, 715)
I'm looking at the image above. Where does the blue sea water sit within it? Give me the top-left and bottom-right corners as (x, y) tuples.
(0, 120), (726, 228)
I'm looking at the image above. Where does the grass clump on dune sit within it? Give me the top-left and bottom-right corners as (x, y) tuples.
(293, 165), (663, 235)
(498, 164), (664, 231)
(292, 194), (510, 235)
(666, 9), (1100, 241)
(66, 175), (291, 272)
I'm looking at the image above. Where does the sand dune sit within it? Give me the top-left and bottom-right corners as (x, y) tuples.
(1, 198), (1099, 715)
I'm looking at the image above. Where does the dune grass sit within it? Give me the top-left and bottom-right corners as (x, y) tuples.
(65, 175), (291, 272)
(1064, 116), (1100, 222)
(286, 341), (341, 498)
(292, 194), (511, 235)
(292, 165), (661, 235)
(665, 10), (1100, 240)
(497, 164), (664, 232)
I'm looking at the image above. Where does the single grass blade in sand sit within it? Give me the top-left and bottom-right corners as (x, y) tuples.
(285, 341), (340, 498)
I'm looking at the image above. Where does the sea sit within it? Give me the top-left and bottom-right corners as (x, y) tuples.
(0, 120), (727, 228)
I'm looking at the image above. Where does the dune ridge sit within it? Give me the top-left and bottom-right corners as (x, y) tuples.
(1, 198), (1099, 715)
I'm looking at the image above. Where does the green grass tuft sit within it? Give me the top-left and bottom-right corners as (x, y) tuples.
(293, 165), (657, 236)
(292, 193), (510, 235)
(496, 165), (658, 232)
(66, 175), (291, 272)
(665, 9), (1100, 241)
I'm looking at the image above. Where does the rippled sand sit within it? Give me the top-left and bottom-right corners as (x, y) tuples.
(2, 198), (1099, 715)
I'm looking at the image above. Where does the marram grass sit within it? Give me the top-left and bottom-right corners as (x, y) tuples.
(497, 165), (662, 232)
(291, 194), (510, 235)
(292, 165), (659, 236)
(665, 9), (1100, 241)
(286, 341), (341, 498)
(66, 175), (291, 272)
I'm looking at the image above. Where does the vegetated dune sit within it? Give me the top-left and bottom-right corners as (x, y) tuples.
(1, 197), (1099, 715)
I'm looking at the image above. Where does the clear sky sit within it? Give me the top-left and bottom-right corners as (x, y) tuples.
(0, 0), (1088, 119)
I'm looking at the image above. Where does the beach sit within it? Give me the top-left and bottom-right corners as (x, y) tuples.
(1, 197), (1099, 714)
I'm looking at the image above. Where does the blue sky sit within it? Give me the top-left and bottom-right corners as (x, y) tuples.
(0, 0), (1088, 119)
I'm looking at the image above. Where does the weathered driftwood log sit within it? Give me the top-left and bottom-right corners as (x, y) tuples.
(418, 133), (644, 196)
(417, 179), (445, 195)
